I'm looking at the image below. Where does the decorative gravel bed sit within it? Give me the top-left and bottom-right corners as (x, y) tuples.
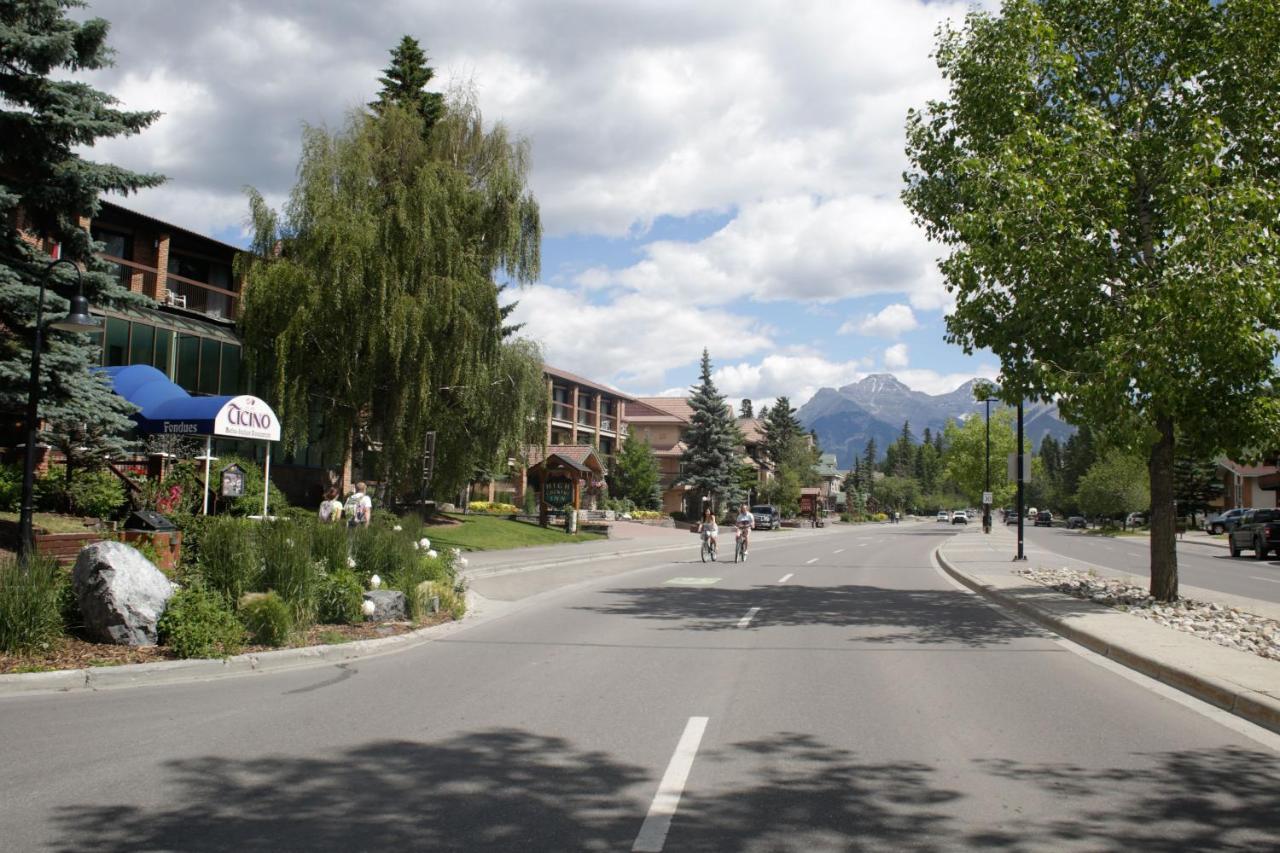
(1015, 566), (1280, 662)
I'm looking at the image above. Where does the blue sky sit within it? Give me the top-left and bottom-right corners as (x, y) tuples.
(80, 0), (1001, 409)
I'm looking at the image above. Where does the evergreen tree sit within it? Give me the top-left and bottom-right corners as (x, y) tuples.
(496, 284), (524, 338)
(757, 404), (770, 420)
(739, 398), (753, 418)
(1172, 451), (1225, 523)
(893, 420), (913, 476)
(369, 35), (445, 133)
(613, 428), (661, 509)
(762, 396), (803, 467)
(863, 437), (878, 471)
(677, 350), (742, 511)
(0, 1), (162, 471)
(933, 431), (944, 455)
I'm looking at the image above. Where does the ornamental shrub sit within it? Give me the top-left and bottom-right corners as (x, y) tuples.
(158, 583), (244, 658)
(66, 468), (126, 519)
(393, 551), (456, 622)
(239, 591), (294, 647)
(258, 520), (318, 624)
(631, 510), (663, 520)
(317, 569), (363, 625)
(0, 463), (21, 512)
(198, 517), (261, 604)
(467, 501), (519, 515)
(0, 555), (66, 654)
(310, 520), (350, 576)
(350, 525), (416, 587)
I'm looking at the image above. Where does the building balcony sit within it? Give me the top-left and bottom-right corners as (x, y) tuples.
(100, 253), (239, 322)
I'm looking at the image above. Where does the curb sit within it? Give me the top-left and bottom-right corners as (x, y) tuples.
(0, 608), (474, 698)
(934, 542), (1280, 736)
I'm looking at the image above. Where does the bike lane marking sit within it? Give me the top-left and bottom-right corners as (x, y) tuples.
(632, 716), (710, 852)
(777, 573), (794, 584)
(736, 607), (761, 628)
(805, 557), (819, 564)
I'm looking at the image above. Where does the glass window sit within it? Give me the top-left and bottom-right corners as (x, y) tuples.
(199, 338), (221, 394)
(219, 345), (241, 395)
(104, 317), (129, 366)
(152, 328), (171, 374)
(176, 334), (200, 391)
(128, 322), (153, 366)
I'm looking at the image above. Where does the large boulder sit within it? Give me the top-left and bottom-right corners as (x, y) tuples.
(73, 541), (175, 646)
(362, 589), (407, 622)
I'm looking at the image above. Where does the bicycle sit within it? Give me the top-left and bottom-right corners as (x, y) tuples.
(700, 535), (717, 562)
(734, 529), (749, 563)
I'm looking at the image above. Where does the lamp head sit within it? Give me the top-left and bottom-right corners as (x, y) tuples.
(51, 293), (101, 333)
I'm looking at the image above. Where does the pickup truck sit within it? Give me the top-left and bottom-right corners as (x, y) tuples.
(1227, 508), (1280, 559)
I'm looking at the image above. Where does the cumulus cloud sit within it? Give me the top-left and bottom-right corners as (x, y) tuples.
(883, 343), (910, 370)
(840, 303), (920, 338)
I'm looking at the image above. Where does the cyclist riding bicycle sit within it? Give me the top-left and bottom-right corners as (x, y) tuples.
(698, 507), (719, 554)
(734, 503), (753, 556)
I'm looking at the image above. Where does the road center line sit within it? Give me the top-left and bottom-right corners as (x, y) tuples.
(833, 548), (845, 554)
(805, 557), (819, 565)
(632, 716), (710, 852)
(1250, 576), (1280, 583)
(736, 607), (761, 628)
(777, 573), (794, 584)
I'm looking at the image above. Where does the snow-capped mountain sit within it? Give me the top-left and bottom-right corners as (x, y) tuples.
(796, 374), (1075, 467)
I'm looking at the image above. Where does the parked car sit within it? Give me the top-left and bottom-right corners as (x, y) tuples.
(751, 504), (781, 530)
(1227, 509), (1280, 559)
(1034, 510), (1054, 527)
(1066, 516), (1086, 529)
(951, 510), (968, 525)
(936, 511), (950, 522)
(1125, 512), (1147, 528)
(1003, 507), (1016, 525)
(1207, 507), (1249, 535)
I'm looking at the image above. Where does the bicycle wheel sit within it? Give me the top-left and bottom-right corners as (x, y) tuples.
(701, 539), (710, 563)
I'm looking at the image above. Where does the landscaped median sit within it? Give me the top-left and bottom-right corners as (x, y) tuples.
(934, 529), (1280, 735)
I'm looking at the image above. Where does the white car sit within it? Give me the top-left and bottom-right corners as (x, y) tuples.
(951, 510), (969, 525)
(936, 511), (950, 522)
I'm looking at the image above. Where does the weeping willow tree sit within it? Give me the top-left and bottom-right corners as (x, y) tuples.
(237, 93), (545, 499)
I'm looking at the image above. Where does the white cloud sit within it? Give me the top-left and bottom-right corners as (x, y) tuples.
(506, 285), (773, 389)
(841, 303), (920, 338)
(884, 343), (910, 370)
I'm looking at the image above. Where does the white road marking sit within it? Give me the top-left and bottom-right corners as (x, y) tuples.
(663, 577), (721, 586)
(632, 716), (710, 852)
(736, 607), (761, 628)
(1250, 576), (1280, 584)
(805, 557), (819, 565)
(857, 543), (868, 548)
(777, 573), (794, 584)
(833, 548), (846, 554)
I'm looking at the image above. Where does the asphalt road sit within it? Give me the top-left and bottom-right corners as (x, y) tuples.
(1017, 524), (1280, 604)
(1, 523), (1277, 851)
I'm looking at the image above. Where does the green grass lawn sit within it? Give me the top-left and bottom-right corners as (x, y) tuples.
(425, 513), (605, 551)
(0, 511), (97, 534)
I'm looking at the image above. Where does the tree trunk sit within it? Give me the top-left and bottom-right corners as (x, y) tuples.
(1148, 416), (1178, 601)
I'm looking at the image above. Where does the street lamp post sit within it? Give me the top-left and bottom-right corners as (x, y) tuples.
(1015, 398), (1026, 561)
(983, 396), (991, 534)
(17, 258), (102, 563)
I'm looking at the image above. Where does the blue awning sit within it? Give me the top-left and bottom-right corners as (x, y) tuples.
(99, 365), (280, 441)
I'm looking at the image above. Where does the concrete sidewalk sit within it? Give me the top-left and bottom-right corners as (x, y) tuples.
(936, 524), (1280, 734)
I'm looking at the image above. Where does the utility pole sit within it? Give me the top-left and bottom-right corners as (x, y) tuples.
(1015, 399), (1026, 561)
(983, 396), (991, 534)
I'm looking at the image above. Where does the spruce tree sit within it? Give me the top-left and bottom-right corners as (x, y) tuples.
(762, 396), (802, 467)
(863, 437), (878, 471)
(0, 1), (162, 468)
(677, 350), (742, 511)
(370, 35), (445, 133)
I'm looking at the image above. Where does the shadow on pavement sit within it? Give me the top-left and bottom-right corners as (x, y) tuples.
(576, 583), (1047, 646)
(48, 729), (1280, 851)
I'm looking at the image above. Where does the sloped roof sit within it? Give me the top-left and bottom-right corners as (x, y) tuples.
(1217, 458), (1278, 477)
(544, 364), (636, 401)
(634, 396), (695, 422)
(737, 417), (765, 444)
(524, 444), (606, 474)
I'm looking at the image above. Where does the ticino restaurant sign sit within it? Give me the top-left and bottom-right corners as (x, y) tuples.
(213, 396), (281, 442)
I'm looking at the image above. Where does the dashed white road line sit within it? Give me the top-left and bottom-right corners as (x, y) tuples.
(777, 573), (794, 584)
(805, 557), (819, 565)
(736, 607), (761, 628)
(833, 548), (846, 554)
(632, 716), (710, 852)
(1250, 576), (1280, 584)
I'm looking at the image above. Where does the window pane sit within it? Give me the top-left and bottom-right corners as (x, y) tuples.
(219, 345), (241, 394)
(152, 328), (171, 374)
(177, 334), (199, 391)
(128, 322), (153, 366)
(105, 317), (129, 366)
(199, 338), (221, 394)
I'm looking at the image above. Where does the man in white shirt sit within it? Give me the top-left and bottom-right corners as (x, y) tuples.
(735, 503), (754, 555)
(345, 482), (373, 528)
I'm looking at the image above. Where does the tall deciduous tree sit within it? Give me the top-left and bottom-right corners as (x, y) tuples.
(677, 350), (742, 511)
(904, 0), (1280, 599)
(943, 410), (1019, 506)
(0, 0), (161, 471)
(370, 35), (445, 133)
(1077, 450), (1150, 523)
(239, 84), (543, 498)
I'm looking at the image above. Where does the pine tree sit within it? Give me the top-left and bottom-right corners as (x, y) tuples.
(762, 396), (803, 467)
(739, 398), (753, 418)
(677, 350), (742, 511)
(369, 35), (445, 133)
(757, 404), (770, 420)
(1172, 451), (1225, 523)
(863, 437), (878, 471)
(613, 428), (661, 509)
(0, 1), (162, 471)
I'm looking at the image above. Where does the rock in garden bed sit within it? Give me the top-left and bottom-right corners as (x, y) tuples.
(1015, 566), (1280, 662)
(73, 541), (175, 646)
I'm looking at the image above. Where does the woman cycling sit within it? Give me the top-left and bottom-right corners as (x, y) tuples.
(698, 507), (719, 556)
(734, 503), (753, 556)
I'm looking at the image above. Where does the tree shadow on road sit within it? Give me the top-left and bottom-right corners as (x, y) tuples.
(576, 583), (1047, 646)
